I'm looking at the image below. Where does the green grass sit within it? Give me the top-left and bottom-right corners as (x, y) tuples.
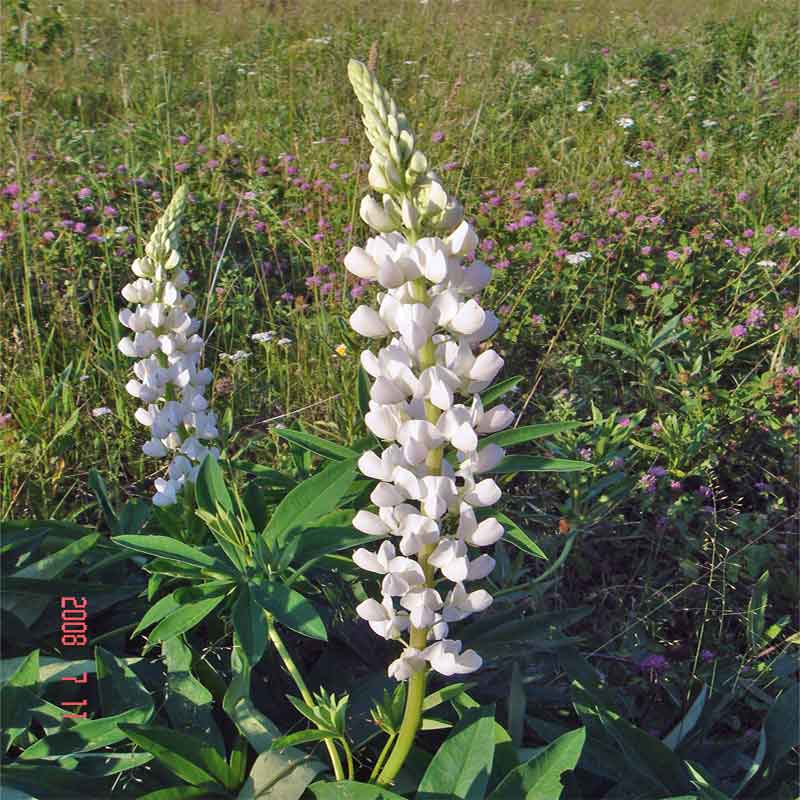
(1, 0), (798, 756)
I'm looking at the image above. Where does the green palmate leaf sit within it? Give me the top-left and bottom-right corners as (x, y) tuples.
(481, 376), (523, 407)
(252, 579), (327, 641)
(163, 636), (225, 758)
(276, 427), (360, 461)
(495, 513), (547, 560)
(309, 781), (407, 800)
(746, 570), (769, 650)
(263, 458), (357, 545)
(112, 534), (234, 574)
(491, 456), (593, 474)
(132, 591), (182, 637)
(238, 750), (326, 800)
(417, 704), (496, 800)
(480, 422), (583, 449)
(233, 585), (268, 667)
(148, 593), (227, 643)
(95, 646), (153, 717)
(271, 728), (338, 750)
(195, 454), (234, 517)
(19, 705), (154, 760)
(357, 365), (371, 415)
(487, 727), (586, 800)
(119, 723), (235, 790)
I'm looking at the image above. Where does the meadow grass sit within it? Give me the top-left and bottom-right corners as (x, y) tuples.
(1, 0), (798, 722)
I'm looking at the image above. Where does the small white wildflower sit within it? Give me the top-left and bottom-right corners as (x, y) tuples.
(565, 251), (592, 265)
(687, 94), (697, 102)
(622, 78), (639, 88)
(576, 100), (592, 112)
(701, 119), (718, 128)
(220, 350), (250, 363)
(624, 159), (640, 168)
(92, 407), (113, 418)
(616, 117), (635, 129)
(251, 331), (276, 343)
(277, 337), (293, 346)
(757, 259), (777, 267)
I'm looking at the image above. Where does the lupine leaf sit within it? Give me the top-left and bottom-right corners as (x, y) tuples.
(262, 458), (357, 546)
(252, 579), (327, 641)
(309, 781), (407, 800)
(487, 727), (585, 799)
(491, 456), (593, 474)
(416, 704), (496, 800)
(480, 422), (583, 449)
(275, 427), (359, 461)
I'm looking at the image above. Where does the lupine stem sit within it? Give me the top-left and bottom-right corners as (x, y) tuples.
(266, 614), (345, 781)
(369, 732), (397, 783)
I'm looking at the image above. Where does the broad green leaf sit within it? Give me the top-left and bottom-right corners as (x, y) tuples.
(195, 454), (234, 517)
(119, 723), (234, 790)
(252, 580), (326, 641)
(112, 534), (232, 573)
(149, 594), (227, 643)
(481, 376), (523, 406)
(488, 727), (585, 799)
(746, 570), (769, 650)
(238, 750), (326, 800)
(275, 428), (359, 461)
(480, 422), (583, 449)
(19, 705), (154, 759)
(1, 763), (108, 798)
(496, 513), (547, 560)
(262, 458), (357, 545)
(55, 750), (153, 777)
(596, 335), (637, 358)
(309, 781), (407, 800)
(596, 704), (691, 794)
(663, 686), (707, 750)
(163, 635), (225, 758)
(132, 591), (182, 637)
(491, 455), (593, 474)
(416, 704), (496, 800)
(233, 585), (268, 667)
(5, 649), (39, 693)
(95, 646), (153, 717)
(2, 685), (35, 753)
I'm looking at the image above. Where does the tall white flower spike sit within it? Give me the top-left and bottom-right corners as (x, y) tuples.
(347, 60), (513, 681)
(118, 186), (219, 506)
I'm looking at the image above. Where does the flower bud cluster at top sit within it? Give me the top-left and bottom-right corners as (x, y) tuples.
(117, 186), (219, 507)
(346, 60), (514, 680)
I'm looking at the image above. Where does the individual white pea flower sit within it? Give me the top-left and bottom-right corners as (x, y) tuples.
(428, 537), (470, 582)
(350, 305), (391, 338)
(400, 587), (443, 629)
(152, 477), (179, 507)
(396, 419), (446, 465)
(442, 583), (494, 622)
(396, 513), (440, 556)
(388, 647), (426, 681)
(352, 541), (426, 596)
(429, 614), (449, 641)
(357, 444), (409, 482)
(423, 639), (482, 676)
(416, 365), (461, 411)
(460, 474), (503, 509)
(356, 596), (410, 639)
(456, 504), (505, 547)
(360, 195), (400, 233)
(419, 475), (459, 519)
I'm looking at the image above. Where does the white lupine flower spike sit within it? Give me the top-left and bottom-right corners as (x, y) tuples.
(346, 60), (513, 691)
(118, 186), (219, 506)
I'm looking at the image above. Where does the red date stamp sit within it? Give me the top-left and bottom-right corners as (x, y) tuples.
(59, 596), (91, 719)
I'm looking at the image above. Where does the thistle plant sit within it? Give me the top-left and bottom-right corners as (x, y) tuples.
(345, 60), (514, 785)
(117, 186), (219, 506)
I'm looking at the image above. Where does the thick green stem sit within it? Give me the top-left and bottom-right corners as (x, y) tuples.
(369, 732), (397, 783)
(266, 615), (345, 781)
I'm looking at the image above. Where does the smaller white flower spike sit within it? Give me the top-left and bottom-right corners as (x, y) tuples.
(118, 186), (218, 506)
(347, 60), (516, 681)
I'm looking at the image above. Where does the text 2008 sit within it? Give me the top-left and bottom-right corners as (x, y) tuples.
(60, 596), (90, 719)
